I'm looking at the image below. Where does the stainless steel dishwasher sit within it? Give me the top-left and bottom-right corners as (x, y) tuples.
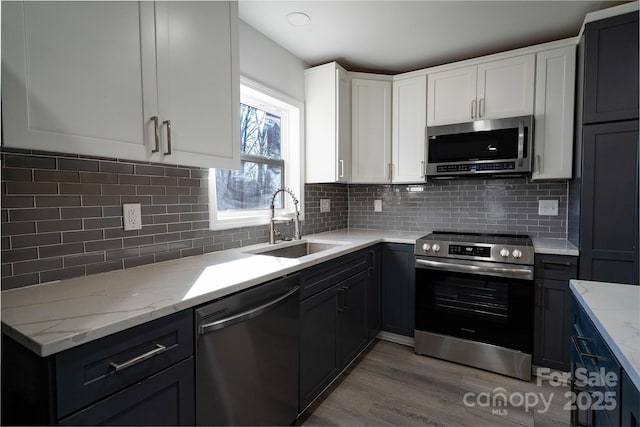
(195, 274), (300, 426)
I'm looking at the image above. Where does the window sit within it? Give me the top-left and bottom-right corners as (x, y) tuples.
(209, 78), (303, 230)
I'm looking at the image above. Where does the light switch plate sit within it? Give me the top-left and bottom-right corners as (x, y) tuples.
(538, 200), (559, 216)
(320, 199), (331, 213)
(123, 203), (142, 230)
(374, 200), (382, 212)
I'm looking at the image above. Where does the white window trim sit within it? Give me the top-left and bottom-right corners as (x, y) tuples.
(209, 77), (304, 231)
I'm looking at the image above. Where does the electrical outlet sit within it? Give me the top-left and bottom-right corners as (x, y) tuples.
(374, 200), (382, 212)
(320, 199), (331, 213)
(538, 200), (559, 216)
(123, 203), (142, 230)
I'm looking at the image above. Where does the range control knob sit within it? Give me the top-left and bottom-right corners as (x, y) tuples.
(500, 248), (510, 258)
(422, 243), (431, 252)
(512, 249), (523, 259)
(432, 244), (441, 253)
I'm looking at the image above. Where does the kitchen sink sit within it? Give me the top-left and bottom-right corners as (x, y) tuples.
(248, 241), (344, 258)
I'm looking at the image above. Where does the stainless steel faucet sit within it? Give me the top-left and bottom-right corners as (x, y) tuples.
(269, 188), (301, 244)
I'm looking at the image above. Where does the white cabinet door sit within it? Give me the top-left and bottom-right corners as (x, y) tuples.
(427, 66), (477, 126)
(477, 54), (535, 120)
(304, 62), (351, 183)
(532, 46), (576, 181)
(154, 1), (239, 169)
(392, 76), (427, 183)
(2, 1), (239, 170)
(351, 78), (392, 183)
(2, 1), (150, 160)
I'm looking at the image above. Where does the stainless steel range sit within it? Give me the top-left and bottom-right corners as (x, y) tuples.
(414, 231), (535, 381)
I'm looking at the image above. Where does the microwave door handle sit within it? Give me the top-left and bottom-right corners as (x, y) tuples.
(517, 120), (525, 167)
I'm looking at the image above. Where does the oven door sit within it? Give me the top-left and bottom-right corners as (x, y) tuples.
(415, 257), (534, 354)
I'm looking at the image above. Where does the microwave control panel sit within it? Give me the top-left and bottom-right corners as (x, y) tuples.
(436, 162), (516, 173)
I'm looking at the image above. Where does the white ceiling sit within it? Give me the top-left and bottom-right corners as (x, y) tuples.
(239, 1), (628, 74)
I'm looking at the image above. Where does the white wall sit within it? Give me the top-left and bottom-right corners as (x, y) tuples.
(239, 20), (307, 102)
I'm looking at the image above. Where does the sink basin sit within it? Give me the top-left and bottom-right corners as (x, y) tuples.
(250, 242), (343, 258)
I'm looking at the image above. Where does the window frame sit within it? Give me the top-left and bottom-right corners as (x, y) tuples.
(209, 77), (304, 231)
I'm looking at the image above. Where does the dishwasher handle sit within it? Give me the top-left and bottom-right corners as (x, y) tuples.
(199, 286), (299, 335)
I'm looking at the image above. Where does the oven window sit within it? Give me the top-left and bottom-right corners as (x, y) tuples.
(415, 268), (534, 353)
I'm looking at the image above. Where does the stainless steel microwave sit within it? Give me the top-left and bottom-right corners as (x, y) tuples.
(425, 116), (534, 178)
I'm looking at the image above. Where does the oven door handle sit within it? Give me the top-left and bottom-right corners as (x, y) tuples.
(415, 258), (533, 280)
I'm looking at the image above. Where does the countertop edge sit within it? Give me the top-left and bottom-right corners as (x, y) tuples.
(1, 229), (580, 357)
(2, 231), (413, 357)
(569, 280), (640, 391)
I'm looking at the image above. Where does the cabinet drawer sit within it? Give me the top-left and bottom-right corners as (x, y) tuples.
(300, 249), (370, 300)
(56, 310), (193, 418)
(535, 254), (578, 280)
(59, 357), (195, 426)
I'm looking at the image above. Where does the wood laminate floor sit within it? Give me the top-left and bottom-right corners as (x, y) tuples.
(299, 340), (570, 427)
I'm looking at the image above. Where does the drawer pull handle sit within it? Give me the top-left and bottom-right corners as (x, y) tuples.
(572, 336), (599, 360)
(109, 344), (168, 372)
(541, 260), (572, 267)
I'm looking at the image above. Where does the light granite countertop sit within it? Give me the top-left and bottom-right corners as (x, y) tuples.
(1, 227), (578, 357)
(570, 280), (640, 391)
(531, 238), (579, 256)
(1, 229), (421, 357)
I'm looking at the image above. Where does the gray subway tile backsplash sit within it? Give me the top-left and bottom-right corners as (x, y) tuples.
(2, 149), (569, 290)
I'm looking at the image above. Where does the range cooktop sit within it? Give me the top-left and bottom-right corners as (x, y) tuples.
(415, 231), (534, 265)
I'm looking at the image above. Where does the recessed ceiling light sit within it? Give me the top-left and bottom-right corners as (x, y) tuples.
(286, 12), (311, 27)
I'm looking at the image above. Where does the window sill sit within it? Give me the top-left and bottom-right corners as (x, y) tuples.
(209, 212), (305, 231)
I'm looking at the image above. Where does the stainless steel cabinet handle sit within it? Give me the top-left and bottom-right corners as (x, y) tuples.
(536, 154), (542, 174)
(420, 160), (425, 178)
(200, 287), (299, 334)
(471, 100), (477, 119)
(572, 336), (599, 360)
(151, 116), (160, 153)
(369, 249), (376, 270)
(388, 163), (393, 180)
(479, 98), (485, 118)
(536, 283), (543, 307)
(339, 159), (344, 178)
(541, 260), (572, 267)
(109, 343), (168, 372)
(337, 288), (346, 311)
(163, 119), (172, 155)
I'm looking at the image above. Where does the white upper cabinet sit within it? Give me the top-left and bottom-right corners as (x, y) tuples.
(2, 1), (148, 160)
(305, 62), (351, 183)
(392, 76), (427, 183)
(427, 66), (477, 126)
(1, 1), (239, 170)
(351, 78), (392, 184)
(152, 1), (239, 169)
(477, 55), (536, 120)
(427, 54), (535, 126)
(532, 46), (576, 181)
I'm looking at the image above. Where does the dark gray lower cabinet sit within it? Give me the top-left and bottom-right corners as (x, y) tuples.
(533, 254), (578, 371)
(571, 295), (622, 427)
(1, 310), (195, 425)
(298, 247), (380, 412)
(59, 357), (194, 426)
(367, 245), (382, 340)
(381, 243), (415, 337)
(579, 120), (639, 284)
(621, 371), (640, 427)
